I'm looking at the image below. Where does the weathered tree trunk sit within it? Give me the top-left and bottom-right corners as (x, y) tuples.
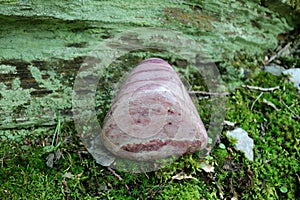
(0, 0), (294, 140)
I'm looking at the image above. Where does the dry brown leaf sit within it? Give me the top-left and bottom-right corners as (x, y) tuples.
(171, 172), (198, 181)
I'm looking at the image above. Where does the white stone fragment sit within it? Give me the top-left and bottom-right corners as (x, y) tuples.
(283, 68), (300, 93)
(226, 128), (254, 161)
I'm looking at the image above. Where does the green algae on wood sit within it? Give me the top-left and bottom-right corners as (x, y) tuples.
(0, 0), (295, 141)
(0, 0), (293, 61)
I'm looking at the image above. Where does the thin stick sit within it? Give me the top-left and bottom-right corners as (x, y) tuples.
(108, 167), (130, 190)
(282, 100), (300, 120)
(108, 167), (123, 181)
(144, 172), (149, 179)
(0, 154), (4, 168)
(189, 91), (229, 96)
(242, 85), (280, 92)
(251, 92), (263, 110)
(263, 154), (280, 164)
(62, 180), (69, 200)
(266, 42), (292, 64)
(263, 98), (280, 111)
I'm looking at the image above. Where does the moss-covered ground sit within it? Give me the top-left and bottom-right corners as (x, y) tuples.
(1, 1), (300, 199)
(1, 50), (299, 199)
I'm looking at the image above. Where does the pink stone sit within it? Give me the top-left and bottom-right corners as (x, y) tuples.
(101, 58), (207, 161)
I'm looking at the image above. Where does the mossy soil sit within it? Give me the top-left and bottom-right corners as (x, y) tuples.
(1, 51), (299, 199)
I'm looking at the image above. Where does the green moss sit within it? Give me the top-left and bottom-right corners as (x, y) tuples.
(285, 0), (300, 13)
(157, 180), (210, 200)
(226, 72), (300, 199)
(0, 145), (64, 199)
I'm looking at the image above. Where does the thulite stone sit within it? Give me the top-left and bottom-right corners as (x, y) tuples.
(101, 58), (207, 161)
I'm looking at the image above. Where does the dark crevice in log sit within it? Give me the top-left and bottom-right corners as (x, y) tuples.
(1, 59), (41, 89)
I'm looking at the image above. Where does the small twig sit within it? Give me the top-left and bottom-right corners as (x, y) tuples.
(260, 122), (266, 136)
(242, 85), (280, 92)
(54, 112), (61, 146)
(296, 173), (300, 184)
(263, 98), (280, 111)
(251, 92), (263, 110)
(266, 42), (292, 64)
(264, 154), (280, 164)
(0, 154), (4, 167)
(63, 152), (73, 172)
(189, 91), (229, 96)
(108, 167), (130, 190)
(62, 180), (69, 200)
(108, 167), (123, 181)
(144, 172), (149, 179)
(282, 100), (300, 120)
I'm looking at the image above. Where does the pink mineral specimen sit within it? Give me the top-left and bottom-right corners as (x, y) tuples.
(101, 58), (207, 161)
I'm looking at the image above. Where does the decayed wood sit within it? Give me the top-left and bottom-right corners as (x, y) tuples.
(0, 58), (82, 130)
(0, 0), (294, 136)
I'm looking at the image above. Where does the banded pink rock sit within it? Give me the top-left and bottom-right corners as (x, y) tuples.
(101, 58), (207, 161)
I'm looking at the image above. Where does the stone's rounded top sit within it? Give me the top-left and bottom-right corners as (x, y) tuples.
(139, 57), (170, 66)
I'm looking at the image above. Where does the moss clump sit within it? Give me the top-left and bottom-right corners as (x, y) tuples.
(287, 0), (300, 12)
(226, 72), (300, 199)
